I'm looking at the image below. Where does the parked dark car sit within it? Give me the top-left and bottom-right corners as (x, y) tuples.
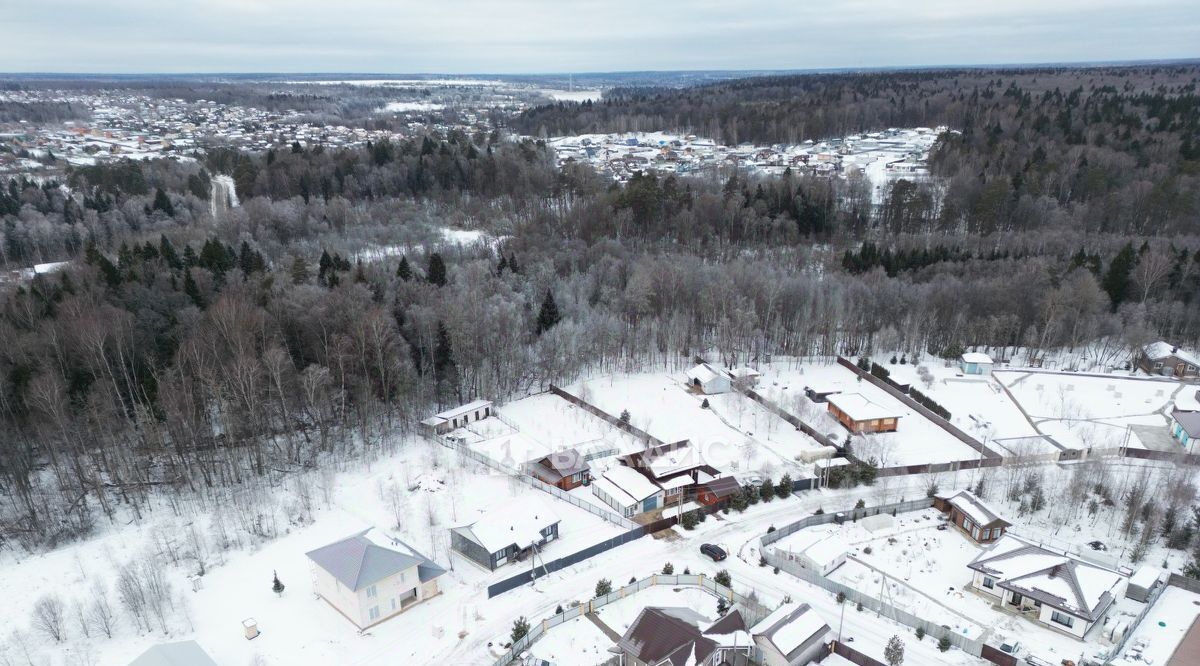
(701, 543), (727, 561)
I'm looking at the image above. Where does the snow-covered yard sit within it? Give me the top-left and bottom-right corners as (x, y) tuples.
(753, 361), (985, 465)
(1113, 585), (1200, 665)
(996, 370), (1186, 450)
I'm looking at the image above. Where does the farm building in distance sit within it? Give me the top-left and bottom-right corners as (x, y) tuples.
(420, 399), (493, 435)
(825, 392), (900, 433)
(960, 352), (994, 376)
(686, 362), (731, 394)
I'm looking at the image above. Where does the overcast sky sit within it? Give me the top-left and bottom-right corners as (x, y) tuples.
(4, 0), (1198, 73)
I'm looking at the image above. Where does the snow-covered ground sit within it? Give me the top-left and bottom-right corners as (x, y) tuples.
(570, 372), (817, 479)
(1113, 585), (1200, 665)
(752, 361), (984, 465)
(996, 370), (1185, 450)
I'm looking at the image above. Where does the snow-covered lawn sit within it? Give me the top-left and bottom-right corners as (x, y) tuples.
(527, 612), (613, 665)
(0, 438), (627, 666)
(884, 362), (1040, 443)
(753, 362), (984, 465)
(996, 371), (1185, 450)
(496, 392), (644, 461)
(571, 372), (813, 478)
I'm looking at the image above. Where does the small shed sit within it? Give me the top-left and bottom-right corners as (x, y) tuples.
(1171, 409), (1200, 453)
(860, 512), (894, 534)
(729, 367), (762, 387)
(696, 476), (741, 507)
(1126, 565), (1163, 603)
(960, 352), (994, 376)
(686, 363), (731, 395)
(786, 532), (849, 577)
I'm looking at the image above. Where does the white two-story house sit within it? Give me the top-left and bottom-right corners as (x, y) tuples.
(306, 528), (446, 629)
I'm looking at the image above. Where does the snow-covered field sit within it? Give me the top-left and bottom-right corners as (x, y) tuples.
(571, 372), (817, 479)
(996, 370), (1185, 450)
(752, 361), (984, 465)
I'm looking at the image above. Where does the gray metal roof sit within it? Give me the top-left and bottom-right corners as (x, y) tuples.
(306, 529), (436, 591)
(127, 641), (218, 666)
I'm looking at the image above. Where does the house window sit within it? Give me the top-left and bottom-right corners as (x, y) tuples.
(399, 572), (405, 583)
(1155, 362), (1163, 369)
(982, 577), (995, 590)
(390, 599), (396, 611)
(368, 606), (380, 621)
(366, 585), (377, 598)
(1050, 611), (1075, 628)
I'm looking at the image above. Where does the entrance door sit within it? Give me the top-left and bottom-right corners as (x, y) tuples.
(643, 496), (658, 512)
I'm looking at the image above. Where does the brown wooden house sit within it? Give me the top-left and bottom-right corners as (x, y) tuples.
(825, 392), (901, 433)
(528, 448), (590, 491)
(935, 490), (1010, 544)
(1138, 341), (1200, 378)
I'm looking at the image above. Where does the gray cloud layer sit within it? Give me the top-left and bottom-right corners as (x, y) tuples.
(3, 0), (1198, 73)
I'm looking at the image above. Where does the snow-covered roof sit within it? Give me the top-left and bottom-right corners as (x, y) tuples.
(454, 496), (560, 555)
(1129, 565), (1162, 590)
(128, 640), (218, 666)
(686, 363), (723, 384)
(431, 399), (492, 421)
(603, 464), (662, 501)
(729, 367), (761, 379)
(961, 352), (994, 365)
(939, 489), (1010, 527)
(752, 603), (830, 659)
(589, 476), (639, 509)
(968, 535), (1124, 620)
(642, 443), (706, 479)
(1143, 341), (1200, 367)
(825, 392), (902, 421)
(306, 528), (444, 591)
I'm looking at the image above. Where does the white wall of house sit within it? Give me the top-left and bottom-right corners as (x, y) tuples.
(311, 563), (432, 628)
(755, 630), (831, 666)
(971, 570), (1089, 639)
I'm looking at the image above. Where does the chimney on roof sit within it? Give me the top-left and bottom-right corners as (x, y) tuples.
(1172, 347), (1179, 354)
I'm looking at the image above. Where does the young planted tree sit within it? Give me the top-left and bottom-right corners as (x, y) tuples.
(595, 578), (612, 597)
(510, 616), (530, 643)
(714, 570), (732, 588)
(32, 594), (67, 643)
(884, 635), (905, 666)
(272, 571), (285, 597)
(776, 474), (792, 499)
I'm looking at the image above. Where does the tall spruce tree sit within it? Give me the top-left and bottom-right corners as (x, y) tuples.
(396, 256), (413, 281)
(535, 289), (561, 335)
(427, 252), (447, 287)
(1102, 243), (1137, 310)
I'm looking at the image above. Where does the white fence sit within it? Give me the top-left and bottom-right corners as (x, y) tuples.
(760, 497), (986, 657)
(491, 573), (772, 666)
(435, 432), (638, 531)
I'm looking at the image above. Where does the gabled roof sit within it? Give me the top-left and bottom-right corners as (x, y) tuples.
(751, 603), (830, 661)
(128, 640), (219, 666)
(968, 535), (1124, 620)
(699, 476), (741, 499)
(533, 448), (589, 480)
(306, 528), (442, 591)
(1143, 341), (1200, 367)
(939, 489), (1010, 528)
(686, 363), (723, 384)
(618, 607), (749, 666)
(425, 399), (493, 425)
(961, 352), (994, 365)
(639, 442), (706, 479)
(452, 496), (560, 554)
